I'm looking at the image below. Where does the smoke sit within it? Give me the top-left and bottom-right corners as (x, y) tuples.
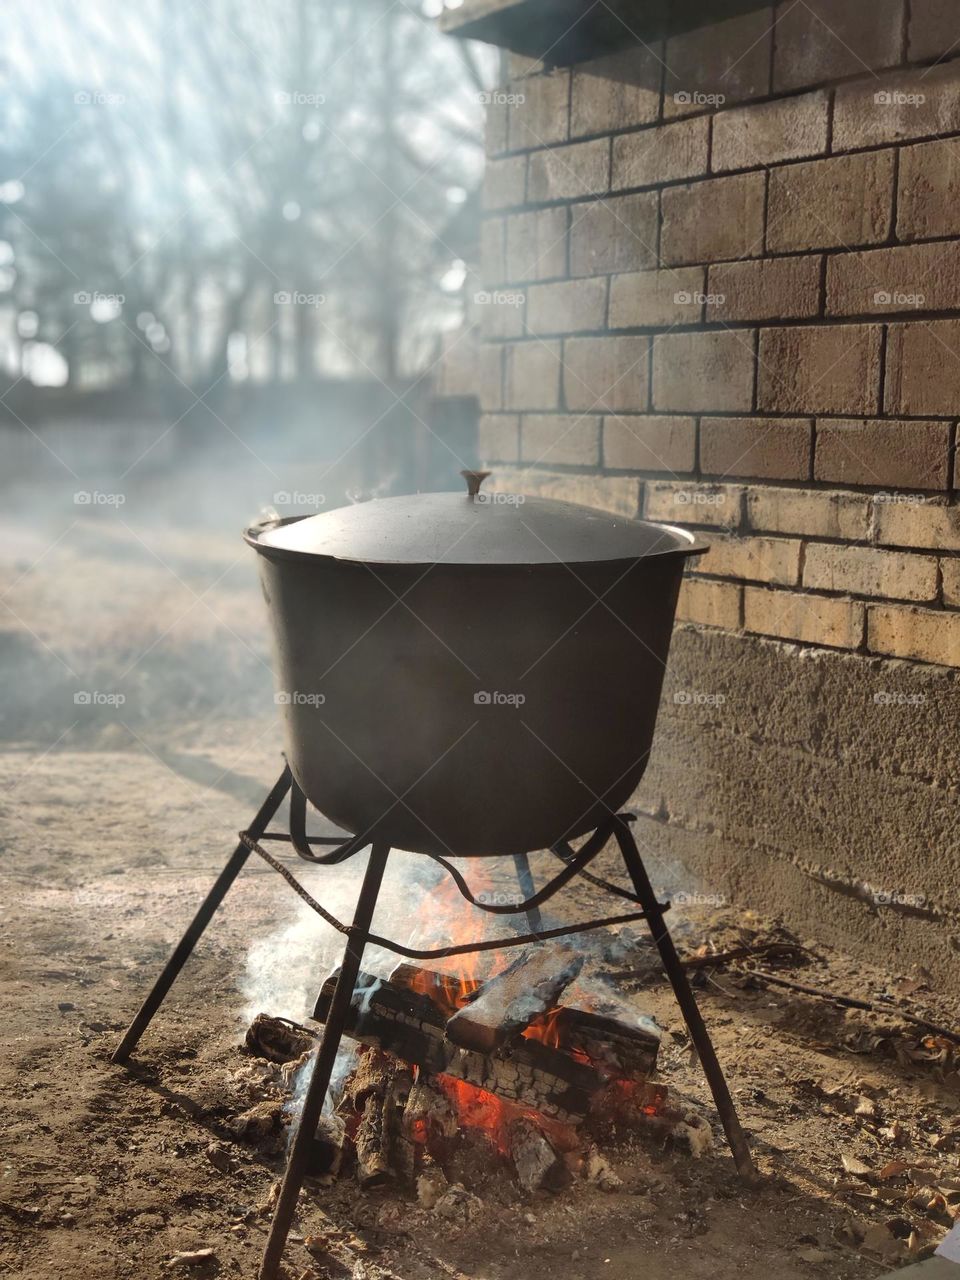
(241, 845), (456, 1025)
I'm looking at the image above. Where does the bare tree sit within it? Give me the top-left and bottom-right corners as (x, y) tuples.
(0, 0), (494, 390)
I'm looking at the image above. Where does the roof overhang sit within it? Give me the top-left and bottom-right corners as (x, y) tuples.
(440, 0), (772, 64)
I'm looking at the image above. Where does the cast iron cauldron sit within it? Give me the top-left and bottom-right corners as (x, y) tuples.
(245, 473), (706, 857)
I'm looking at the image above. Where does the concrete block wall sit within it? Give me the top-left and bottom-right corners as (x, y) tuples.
(475, 0), (960, 983)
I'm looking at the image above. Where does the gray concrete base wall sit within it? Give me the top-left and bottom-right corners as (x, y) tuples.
(636, 626), (960, 987)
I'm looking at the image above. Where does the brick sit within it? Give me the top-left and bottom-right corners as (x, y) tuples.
(898, 139), (960, 242)
(478, 414), (519, 462)
(479, 344), (503, 410)
(611, 116), (709, 190)
(701, 417), (813, 480)
(653, 331), (755, 412)
(816, 419), (951, 490)
(603, 415), (696, 472)
(709, 256), (821, 322)
(526, 278), (606, 335)
(504, 208), (567, 282)
(766, 152), (895, 253)
(483, 156), (526, 210)
(744, 586), (865, 649)
(564, 335), (649, 412)
(833, 62), (960, 152)
(506, 71), (570, 149)
(886, 321), (960, 416)
(608, 266), (706, 328)
(660, 172), (765, 265)
(503, 340), (561, 410)
(868, 603), (960, 665)
(943, 559), (960, 606)
(664, 8), (774, 117)
(495, 469), (639, 516)
(875, 500), (960, 550)
(827, 242), (960, 316)
(909, 0), (960, 62)
(481, 217), (506, 285)
(570, 48), (662, 137)
(478, 290), (525, 340)
(757, 324), (882, 415)
(677, 578), (743, 629)
(772, 0), (904, 93)
(804, 543), (937, 602)
(746, 487), (871, 539)
(569, 192), (658, 277)
(701, 534), (802, 586)
(644, 480), (744, 529)
(712, 91), (830, 172)
(521, 413), (601, 467)
(527, 139), (609, 202)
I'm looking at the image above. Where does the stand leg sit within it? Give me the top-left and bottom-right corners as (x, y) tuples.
(258, 841), (391, 1280)
(613, 819), (756, 1182)
(512, 852), (542, 936)
(111, 766), (293, 1064)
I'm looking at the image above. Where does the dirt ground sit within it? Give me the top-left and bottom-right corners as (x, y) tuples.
(3, 497), (960, 1280)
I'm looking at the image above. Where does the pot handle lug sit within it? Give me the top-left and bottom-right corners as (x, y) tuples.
(460, 469), (491, 498)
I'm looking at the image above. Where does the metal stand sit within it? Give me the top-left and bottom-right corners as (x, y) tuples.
(258, 842), (389, 1279)
(110, 765), (756, 1280)
(611, 818), (755, 1181)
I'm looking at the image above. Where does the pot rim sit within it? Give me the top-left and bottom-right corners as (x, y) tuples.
(243, 512), (709, 568)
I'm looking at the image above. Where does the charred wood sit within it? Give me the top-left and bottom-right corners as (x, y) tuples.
(508, 1118), (566, 1193)
(444, 944), (584, 1053)
(312, 963), (658, 1121)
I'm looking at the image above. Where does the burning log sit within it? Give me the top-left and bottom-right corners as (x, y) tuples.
(445, 944), (584, 1053)
(312, 963), (659, 1123)
(403, 1077), (458, 1149)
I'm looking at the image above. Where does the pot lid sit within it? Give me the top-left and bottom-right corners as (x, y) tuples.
(247, 471), (707, 567)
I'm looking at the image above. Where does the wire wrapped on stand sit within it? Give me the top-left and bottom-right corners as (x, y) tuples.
(237, 825), (670, 960)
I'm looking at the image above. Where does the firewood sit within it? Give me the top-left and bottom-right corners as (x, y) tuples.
(383, 1060), (415, 1185)
(445, 944), (585, 1053)
(312, 964), (659, 1121)
(344, 1049), (414, 1188)
(403, 1077), (458, 1147)
(355, 1093), (392, 1188)
(311, 1114), (346, 1178)
(508, 1117), (564, 1193)
(389, 962), (480, 1012)
(314, 970), (606, 1121)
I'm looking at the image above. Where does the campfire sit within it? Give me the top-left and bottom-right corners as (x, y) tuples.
(241, 941), (708, 1201)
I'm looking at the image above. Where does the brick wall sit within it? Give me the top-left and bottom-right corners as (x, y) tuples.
(478, 1), (960, 669)
(469, 0), (960, 983)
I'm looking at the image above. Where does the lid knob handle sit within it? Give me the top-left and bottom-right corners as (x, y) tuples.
(460, 469), (491, 498)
